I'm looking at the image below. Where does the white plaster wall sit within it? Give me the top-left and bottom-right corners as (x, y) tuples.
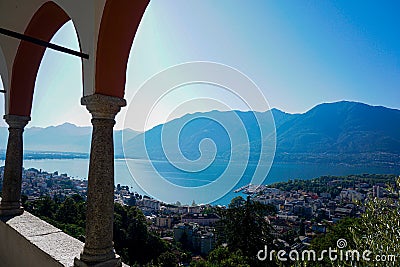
(0, 0), (46, 79)
(0, 0), (107, 114)
(0, 45), (8, 115)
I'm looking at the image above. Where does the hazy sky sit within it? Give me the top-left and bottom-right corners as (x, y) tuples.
(0, 0), (399, 130)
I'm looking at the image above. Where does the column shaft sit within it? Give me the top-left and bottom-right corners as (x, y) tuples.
(0, 115), (30, 216)
(75, 94), (125, 267)
(81, 118), (116, 262)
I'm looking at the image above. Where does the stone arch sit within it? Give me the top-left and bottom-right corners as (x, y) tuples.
(0, 45), (8, 93)
(0, 46), (8, 96)
(8, 1), (82, 117)
(95, 0), (149, 98)
(0, 45), (7, 119)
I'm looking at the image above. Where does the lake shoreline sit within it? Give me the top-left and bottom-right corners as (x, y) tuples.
(1, 157), (399, 205)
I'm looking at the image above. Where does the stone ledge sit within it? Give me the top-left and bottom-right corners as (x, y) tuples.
(0, 209), (83, 267)
(0, 203), (128, 267)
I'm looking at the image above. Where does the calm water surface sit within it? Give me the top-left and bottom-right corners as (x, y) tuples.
(1, 159), (398, 205)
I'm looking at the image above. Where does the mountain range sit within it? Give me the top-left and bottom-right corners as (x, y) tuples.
(0, 123), (139, 157)
(0, 101), (399, 166)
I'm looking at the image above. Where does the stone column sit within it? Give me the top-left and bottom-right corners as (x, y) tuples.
(0, 115), (30, 216)
(75, 94), (126, 267)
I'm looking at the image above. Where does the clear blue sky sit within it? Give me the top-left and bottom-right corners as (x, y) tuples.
(0, 0), (399, 130)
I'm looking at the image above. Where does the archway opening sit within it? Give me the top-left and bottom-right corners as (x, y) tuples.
(22, 20), (90, 178)
(30, 20), (88, 130)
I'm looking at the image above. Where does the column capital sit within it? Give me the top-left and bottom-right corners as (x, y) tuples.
(81, 94), (126, 120)
(3, 115), (30, 129)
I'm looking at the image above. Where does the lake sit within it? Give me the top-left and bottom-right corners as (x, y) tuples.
(1, 158), (399, 206)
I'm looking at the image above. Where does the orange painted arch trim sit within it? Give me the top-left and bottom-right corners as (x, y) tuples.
(9, 1), (71, 116)
(95, 0), (149, 98)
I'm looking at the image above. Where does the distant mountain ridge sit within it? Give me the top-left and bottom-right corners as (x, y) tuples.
(0, 101), (399, 166)
(123, 101), (400, 166)
(0, 122), (140, 157)
(276, 101), (400, 154)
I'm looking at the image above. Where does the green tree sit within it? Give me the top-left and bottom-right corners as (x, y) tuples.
(34, 196), (57, 218)
(218, 196), (277, 266)
(308, 218), (359, 267)
(56, 197), (78, 224)
(350, 178), (400, 267)
(112, 205), (171, 266)
(190, 246), (250, 267)
(156, 251), (179, 267)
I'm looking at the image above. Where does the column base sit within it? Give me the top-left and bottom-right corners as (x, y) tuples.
(74, 256), (122, 267)
(0, 204), (24, 216)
